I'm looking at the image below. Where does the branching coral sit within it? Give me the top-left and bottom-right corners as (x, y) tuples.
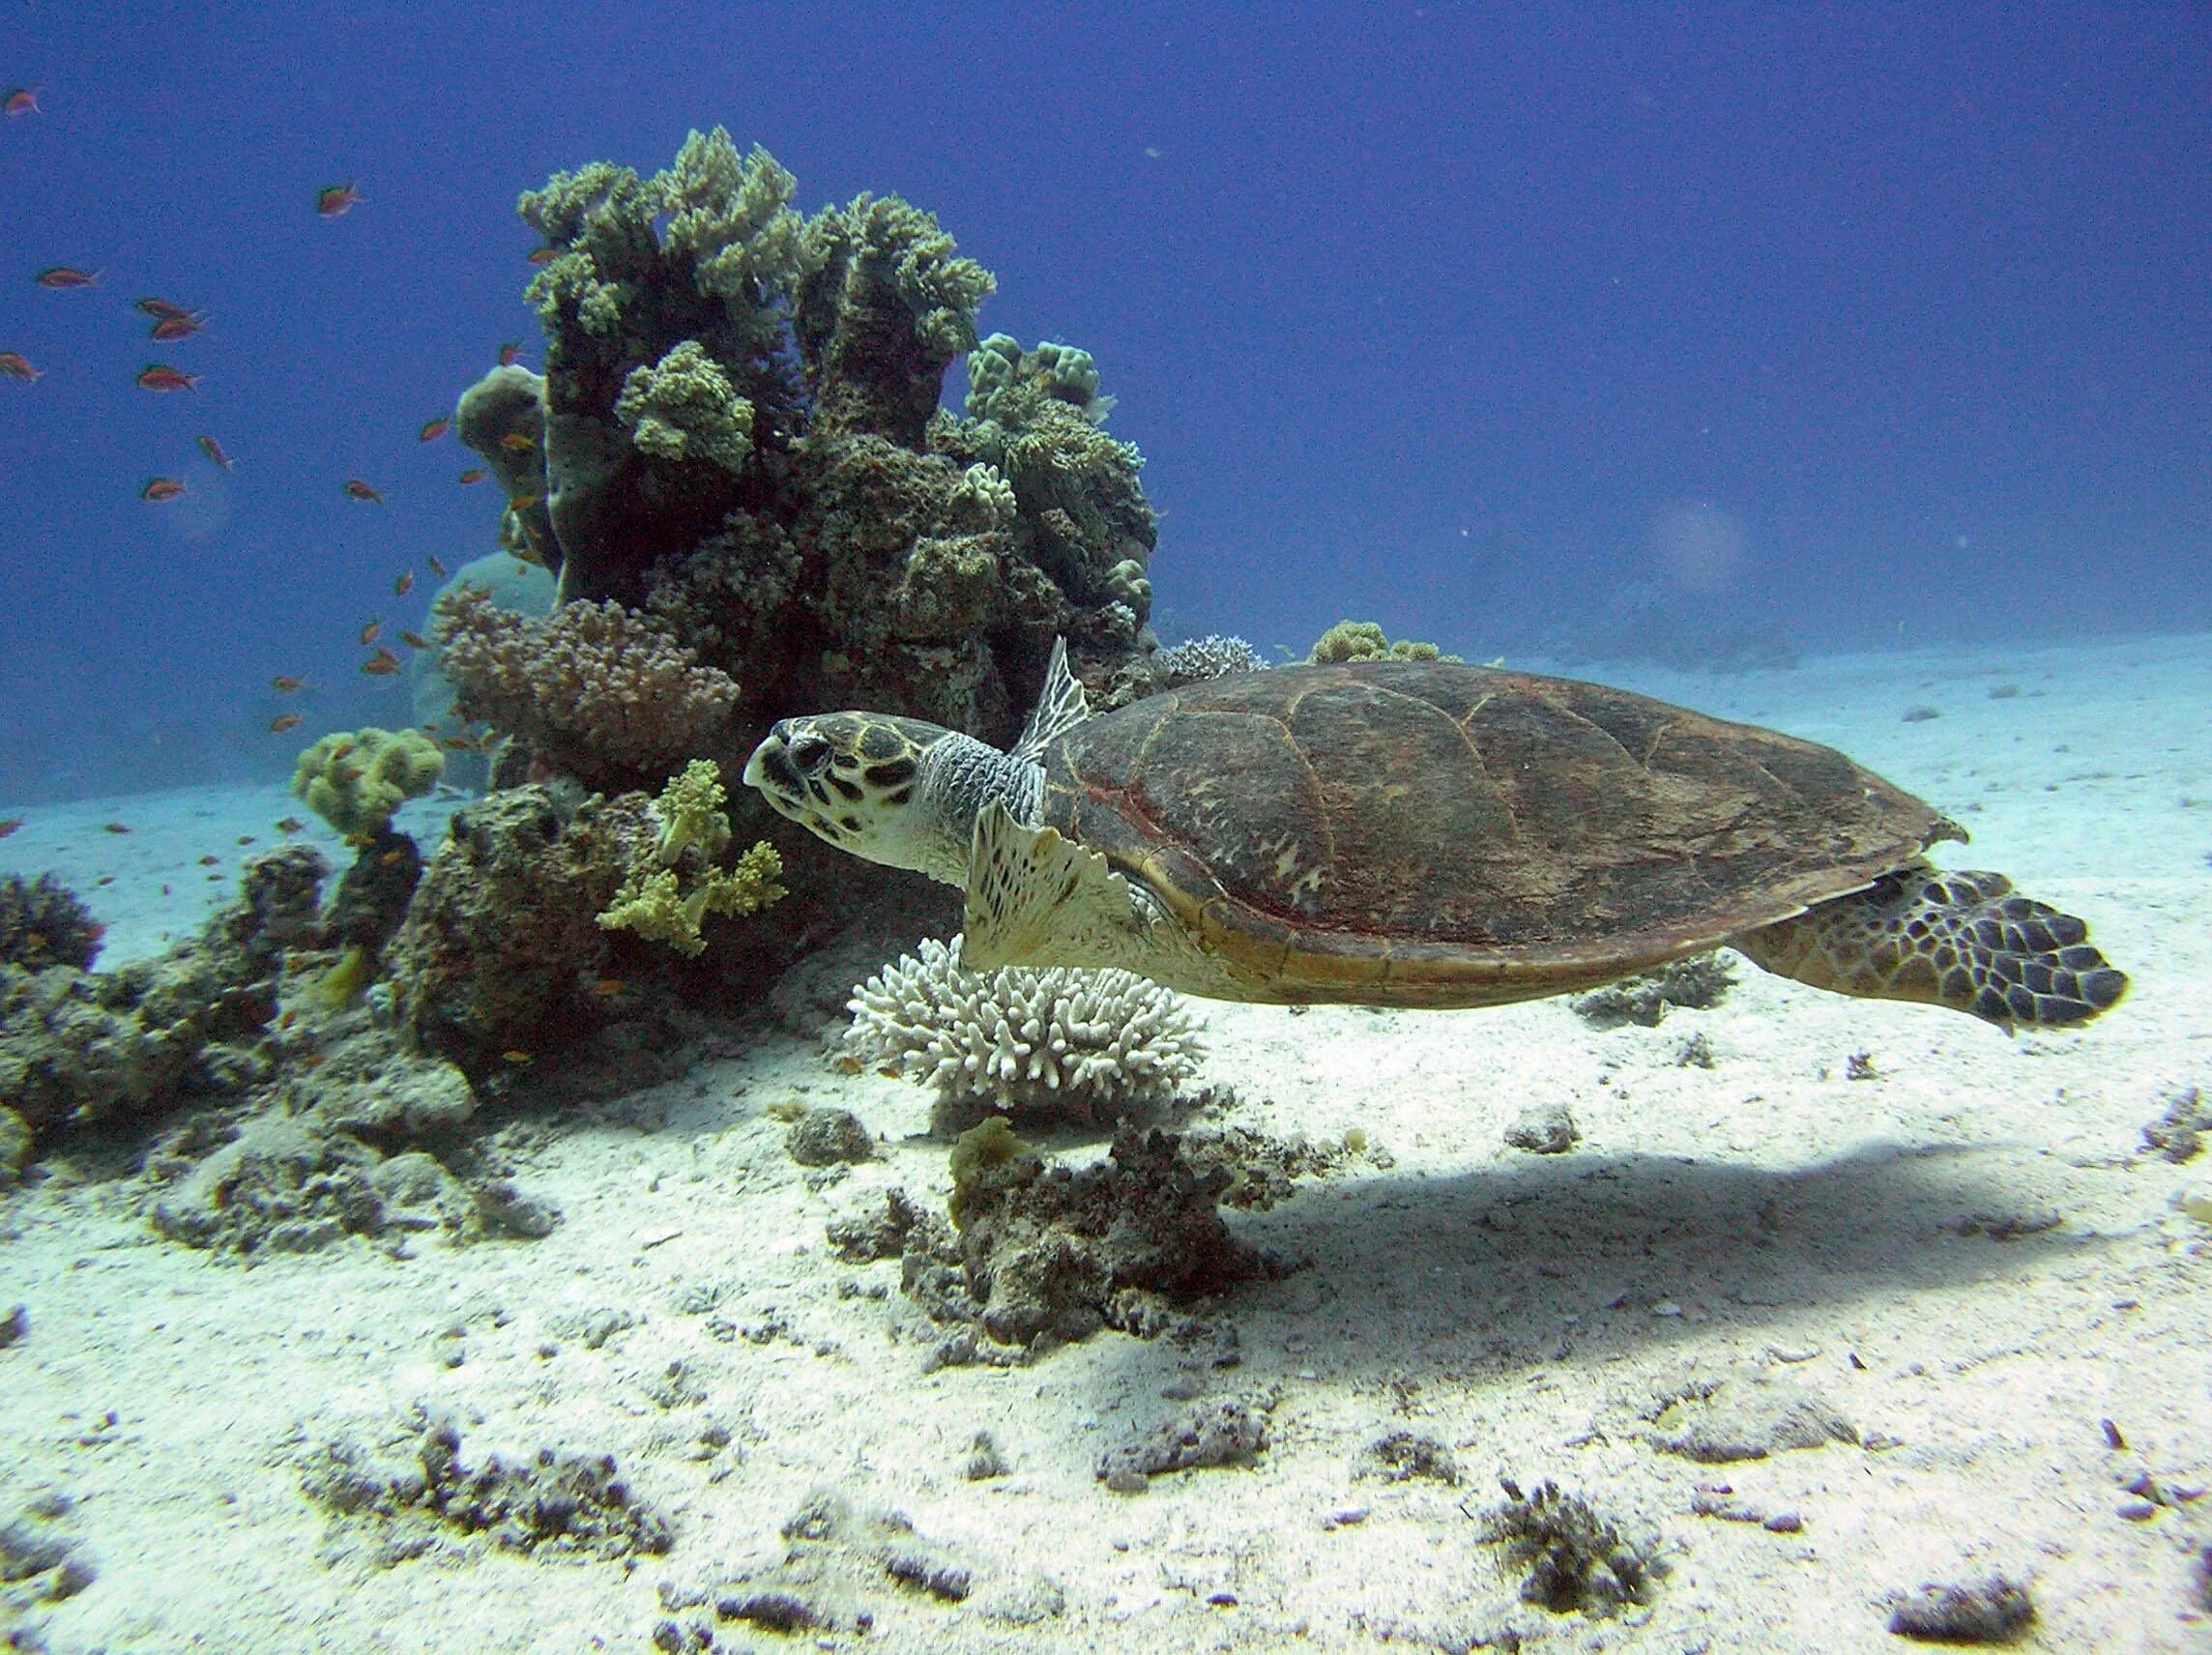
(434, 587), (740, 789)
(844, 935), (1204, 1126)
(597, 760), (785, 957)
(1154, 634), (1266, 686)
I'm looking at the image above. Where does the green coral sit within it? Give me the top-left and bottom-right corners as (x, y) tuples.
(1308, 620), (1462, 664)
(293, 729), (445, 839)
(598, 760), (785, 956)
(965, 334), (1115, 426)
(614, 340), (755, 472)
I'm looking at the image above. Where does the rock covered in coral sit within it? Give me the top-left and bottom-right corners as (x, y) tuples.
(0, 872), (105, 972)
(943, 1120), (1283, 1350)
(0, 848), (324, 1137)
(844, 935), (1203, 1127)
(597, 760), (784, 957)
(436, 588), (741, 791)
(383, 784), (655, 1071)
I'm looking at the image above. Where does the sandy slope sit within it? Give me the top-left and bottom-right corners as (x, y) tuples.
(3, 632), (2208, 1653)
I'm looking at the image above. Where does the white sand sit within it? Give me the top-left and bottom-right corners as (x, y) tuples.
(4, 632), (2209, 1652)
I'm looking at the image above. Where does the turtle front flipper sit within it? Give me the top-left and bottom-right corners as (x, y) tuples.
(1734, 862), (2128, 1030)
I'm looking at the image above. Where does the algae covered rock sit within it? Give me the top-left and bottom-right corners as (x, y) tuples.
(0, 873), (104, 972)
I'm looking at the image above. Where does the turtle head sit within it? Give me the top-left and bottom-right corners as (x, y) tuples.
(743, 711), (986, 884)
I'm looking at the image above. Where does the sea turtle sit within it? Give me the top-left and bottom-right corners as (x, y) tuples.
(742, 644), (2126, 1029)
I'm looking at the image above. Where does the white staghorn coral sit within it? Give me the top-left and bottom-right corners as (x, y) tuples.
(845, 935), (1204, 1123)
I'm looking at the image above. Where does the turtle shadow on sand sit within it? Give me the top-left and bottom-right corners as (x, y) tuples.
(1142, 1138), (2097, 1381)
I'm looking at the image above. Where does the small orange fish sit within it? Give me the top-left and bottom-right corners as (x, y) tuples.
(592, 979), (628, 998)
(328, 741), (355, 763)
(359, 620), (383, 646)
(497, 341), (523, 366)
(399, 629), (430, 650)
(237, 834), (257, 845)
(0, 353), (42, 383)
(442, 736), (475, 751)
(269, 713), (303, 734)
(136, 363), (199, 392)
(37, 267), (99, 290)
(457, 469), (487, 486)
(317, 183), (362, 218)
(272, 675), (306, 693)
(141, 478), (187, 502)
(426, 555), (449, 577)
(343, 479), (384, 504)
(277, 1009), (298, 1031)
(0, 818), (22, 839)
(4, 87), (42, 118)
(96, 875), (115, 886)
(136, 298), (195, 322)
(380, 849), (405, 866)
(499, 431), (537, 452)
(196, 433), (234, 470)
(300, 1052), (326, 1071)
(148, 314), (208, 342)
(393, 571), (415, 597)
(198, 855), (219, 866)
(102, 822), (131, 834)
(363, 651), (402, 677)
(502, 1050), (534, 1065)
(418, 418), (451, 443)
(508, 493), (540, 512)
(527, 247), (559, 266)
(276, 817), (306, 833)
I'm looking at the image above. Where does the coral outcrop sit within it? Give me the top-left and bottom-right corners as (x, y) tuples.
(844, 935), (1204, 1128)
(597, 760), (785, 956)
(1308, 620), (1461, 663)
(382, 785), (655, 1072)
(452, 128), (1157, 779)
(0, 873), (104, 972)
(0, 849), (323, 1140)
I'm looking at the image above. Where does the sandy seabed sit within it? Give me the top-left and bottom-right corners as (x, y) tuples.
(4, 631), (2209, 1654)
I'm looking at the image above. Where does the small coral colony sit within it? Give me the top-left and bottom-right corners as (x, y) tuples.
(1, 124), (1255, 1212)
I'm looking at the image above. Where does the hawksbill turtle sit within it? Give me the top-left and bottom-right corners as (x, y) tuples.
(742, 644), (2126, 1029)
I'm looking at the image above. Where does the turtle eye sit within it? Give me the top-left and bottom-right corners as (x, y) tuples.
(788, 734), (832, 776)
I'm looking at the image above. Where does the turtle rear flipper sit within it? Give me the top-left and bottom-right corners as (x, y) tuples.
(1735, 863), (2128, 1030)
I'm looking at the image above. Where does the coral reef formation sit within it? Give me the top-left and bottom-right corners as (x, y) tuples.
(382, 784), (656, 1071)
(0, 873), (104, 972)
(597, 760), (784, 956)
(0, 849), (323, 1142)
(292, 729), (445, 840)
(435, 589), (742, 792)
(936, 1120), (1282, 1351)
(452, 129), (1156, 770)
(844, 935), (1204, 1127)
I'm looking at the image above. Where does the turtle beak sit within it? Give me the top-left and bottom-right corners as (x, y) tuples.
(742, 725), (800, 807)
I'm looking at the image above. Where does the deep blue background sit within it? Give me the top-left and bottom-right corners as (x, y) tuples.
(1, 3), (2204, 799)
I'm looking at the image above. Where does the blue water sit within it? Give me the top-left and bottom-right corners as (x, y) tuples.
(1, 4), (2203, 802)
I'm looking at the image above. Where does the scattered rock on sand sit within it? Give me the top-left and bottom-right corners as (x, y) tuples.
(1503, 1102), (1579, 1154)
(1885, 1576), (2035, 1642)
(1097, 1397), (1270, 1493)
(1648, 1376), (1858, 1463)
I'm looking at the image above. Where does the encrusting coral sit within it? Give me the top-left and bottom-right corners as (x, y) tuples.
(844, 935), (1204, 1127)
(292, 728), (445, 840)
(435, 587), (741, 792)
(598, 760), (785, 957)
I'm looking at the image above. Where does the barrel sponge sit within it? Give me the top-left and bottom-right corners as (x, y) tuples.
(293, 728), (446, 839)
